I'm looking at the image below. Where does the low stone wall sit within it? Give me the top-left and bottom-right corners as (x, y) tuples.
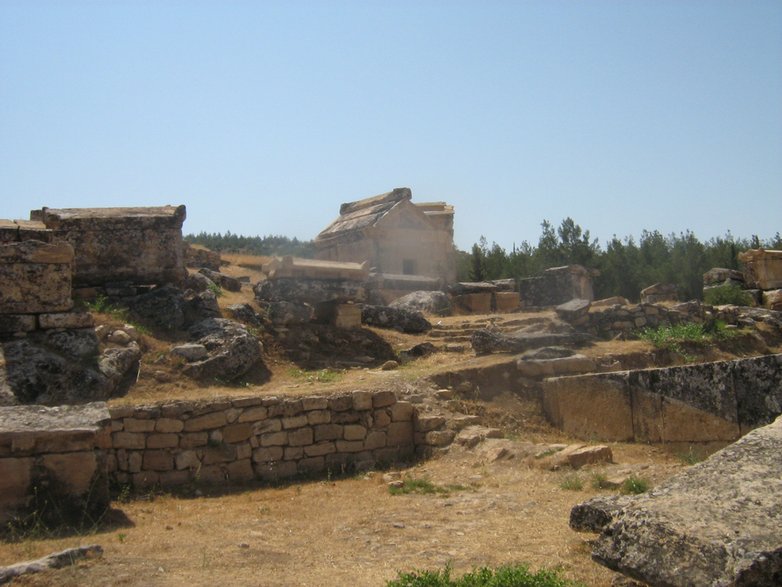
(543, 354), (782, 442)
(0, 403), (111, 527)
(108, 391), (446, 488)
(561, 300), (705, 339)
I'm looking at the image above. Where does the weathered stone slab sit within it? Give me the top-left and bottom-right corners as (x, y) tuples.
(739, 248), (782, 290)
(361, 305), (431, 333)
(38, 312), (94, 329)
(255, 276), (366, 305)
(584, 415), (782, 587)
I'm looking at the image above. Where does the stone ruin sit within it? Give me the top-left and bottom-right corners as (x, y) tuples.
(517, 265), (594, 308)
(31, 205), (188, 295)
(702, 249), (782, 311)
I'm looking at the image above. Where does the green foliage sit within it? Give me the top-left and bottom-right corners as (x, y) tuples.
(559, 474), (583, 491)
(85, 295), (129, 321)
(637, 321), (736, 360)
(207, 281), (224, 298)
(676, 446), (704, 466)
(387, 562), (583, 587)
(456, 220), (779, 302)
(620, 475), (650, 495)
(287, 368), (342, 383)
(388, 478), (467, 496)
(185, 231), (315, 257)
(703, 283), (753, 306)
(590, 472), (612, 490)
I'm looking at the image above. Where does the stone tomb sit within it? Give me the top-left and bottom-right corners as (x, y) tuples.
(32, 205), (188, 288)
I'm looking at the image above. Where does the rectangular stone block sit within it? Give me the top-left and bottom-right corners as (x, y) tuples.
(253, 446), (284, 463)
(301, 396), (329, 411)
(202, 444), (237, 465)
(494, 291), (520, 312)
(329, 395), (353, 412)
(38, 312), (94, 329)
(183, 411), (227, 432)
(260, 431), (288, 447)
(0, 457), (33, 518)
(307, 410), (331, 425)
(254, 419), (282, 434)
(297, 456), (326, 475)
(288, 427), (314, 446)
(180, 432), (208, 448)
(112, 431), (146, 449)
(352, 391), (373, 411)
(335, 439), (364, 453)
(146, 433), (179, 449)
(142, 450), (174, 472)
(314, 424), (342, 442)
(542, 372), (634, 442)
(284, 446), (304, 460)
(343, 425), (367, 441)
(304, 442), (336, 457)
(123, 418), (156, 433)
(364, 430), (386, 450)
(237, 406), (268, 423)
(390, 402), (415, 422)
(222, 423), (252, 444)
(282, 415), (308, 429)
(373, 391), (396, 408)
(226, 459), (254, 482)
(155, 418), (184, 433)
(387, 421), (414, 446)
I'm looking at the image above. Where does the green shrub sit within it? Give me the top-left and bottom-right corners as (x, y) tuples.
(703, 283), (752, 306)
(388, 478), (467, 496)
(620, 475), (649, 495)
(387, 562), (584, 587)
(590, 472), (612, 490)
(559, 474), (583, 491)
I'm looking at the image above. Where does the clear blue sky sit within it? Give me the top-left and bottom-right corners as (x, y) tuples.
(1, 0), (780, 251)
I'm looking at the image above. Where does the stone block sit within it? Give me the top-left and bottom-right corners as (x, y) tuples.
(307, 410), (331, 425)
(352, 390), (374, 411)
(543, 372), (634, 442)
(390, 401), (414, 422)
(238, 406), (268, 423)
(335, 440), (364, 453)
(288, 427), (314, 447)
(304, 442), (336, 457)
(183, 411), (227, 432)
(314, 424), (343, 442)
(202, 444), (237, 465)
(179, 432), (208, 448)
(40, 452), (99, 495)
(175, 450), (200, 470)
(253, 446), (283, 463)
(155, 418), (184, 433)
(343, 425), (367, 441)
(455, 292), (492, 313)
(0, 457), (33, 516)
(0, 240), (74, 314)
(159, 470), (191, 486)
(254, 419), (282, 434)
(260, 431), (288, 447)
(132, 470), (160, 488)
(414, 415), (445, 432)
(373, 391), (397, 408)
(387, 421), (414, 446)
(298, 456), (326, 475)
(142, 450), (174, 472)
(146, 433), (179, 449)
(373, 410), (391, 428)
(112, 432), (146, 450)
(494, 291), (520, 312)
(38, 312), (94, 329)
(222, 423), (252, 444)
(284, 446), (304, 460)
(424, 430), (456, 447)
(128, 451), (142, 473)
(123, 418), (156, 433)
(301, 396), (329, 411)
(254, 460), (297, 482)
(282, 415), (308, 429)
(329, 395), (354, 412)
(364, 430), (386, 450)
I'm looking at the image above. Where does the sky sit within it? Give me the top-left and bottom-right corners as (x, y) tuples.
(1, 0), (780, 252)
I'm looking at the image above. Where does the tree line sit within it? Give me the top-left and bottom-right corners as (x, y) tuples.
(186, 222), (782, 303)
(459, 218), (782, 301)
(185, 231), (315, 258)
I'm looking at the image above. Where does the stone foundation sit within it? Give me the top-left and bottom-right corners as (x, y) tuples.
(543, 354), (782, 442)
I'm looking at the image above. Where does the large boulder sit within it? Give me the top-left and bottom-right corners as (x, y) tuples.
(389, 291), (452, 316)
(573, 415), (782, 586)
(0, 334), (141, 406)
(181, 318), (262, 382)
(122, 285), (185, 331)
(361, 305), (431, 334)
(198, 268), (242, 292)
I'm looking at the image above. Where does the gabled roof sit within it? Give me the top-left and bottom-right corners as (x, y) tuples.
(316, 187), (414, 242)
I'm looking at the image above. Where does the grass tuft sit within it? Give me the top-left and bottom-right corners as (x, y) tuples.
(387, 562), (584, 587)
(620, 475), (650, 495)
(388, 478), (467, 497)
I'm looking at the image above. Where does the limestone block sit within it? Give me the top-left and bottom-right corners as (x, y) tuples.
(282, 415), (308, 429)
(304, 442), (336, 457)
(306, 410), (331, 425)
(183, 411), (227, 432)
(123, 418), (156, 433)
(222, 423), (251, 443)
(38, 312), (94, 329)
(389, 401), (414, 422)
(175, 450), (200, 470)
(494, 291), (520, 312)
(252, 446), (283, 463)
(202, 444), (237, 465)
(260, 431), (288, 447)
(155, 418), (184, 433)
(238, 406), (269, 423)
(0, 241), (74, 314)
(738, 248), (782, 289)
(364, 430), (386, 450)
(762, 289), (782, 311)
(372, 391), (396, 408)
(0, 457), (33, 517)
(112, 432), (146, 450)
(284, 446), (303, 460)
(288, 427), (314, 446)
(226, 459), (254, 482)
(343, 425), (367, 441)
(179, 432), (208, 448)
(40, 452), (99, 495)
(314, 424), (342, 442)
(414, 415), (445, 432)
(329, 395), (354, 412)
(146, 433), (179, 449)
(142, 450), (174, 472)
(543, 373), (634, 441)
(386, 421), (414, 446)
(335, 440), (364, 453)
(351, 391), (373, 411)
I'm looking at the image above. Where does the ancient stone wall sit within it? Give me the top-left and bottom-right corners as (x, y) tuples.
(108, 391), (445, 489)
(543, 354), (782, 442)
(34, 205), (187, 288)
(572, 301), (703, 339)
(0, 240), (87, 336)
(0, 403), (111, 527)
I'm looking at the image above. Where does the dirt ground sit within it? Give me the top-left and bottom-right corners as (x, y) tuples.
(0, 435), (688, 586)
(0, 253), (766, 585)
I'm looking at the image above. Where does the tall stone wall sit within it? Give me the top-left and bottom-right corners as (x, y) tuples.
(33, 205), (187, 288)
(108, 391), (445, 489)
(543, 354), (782, 442)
